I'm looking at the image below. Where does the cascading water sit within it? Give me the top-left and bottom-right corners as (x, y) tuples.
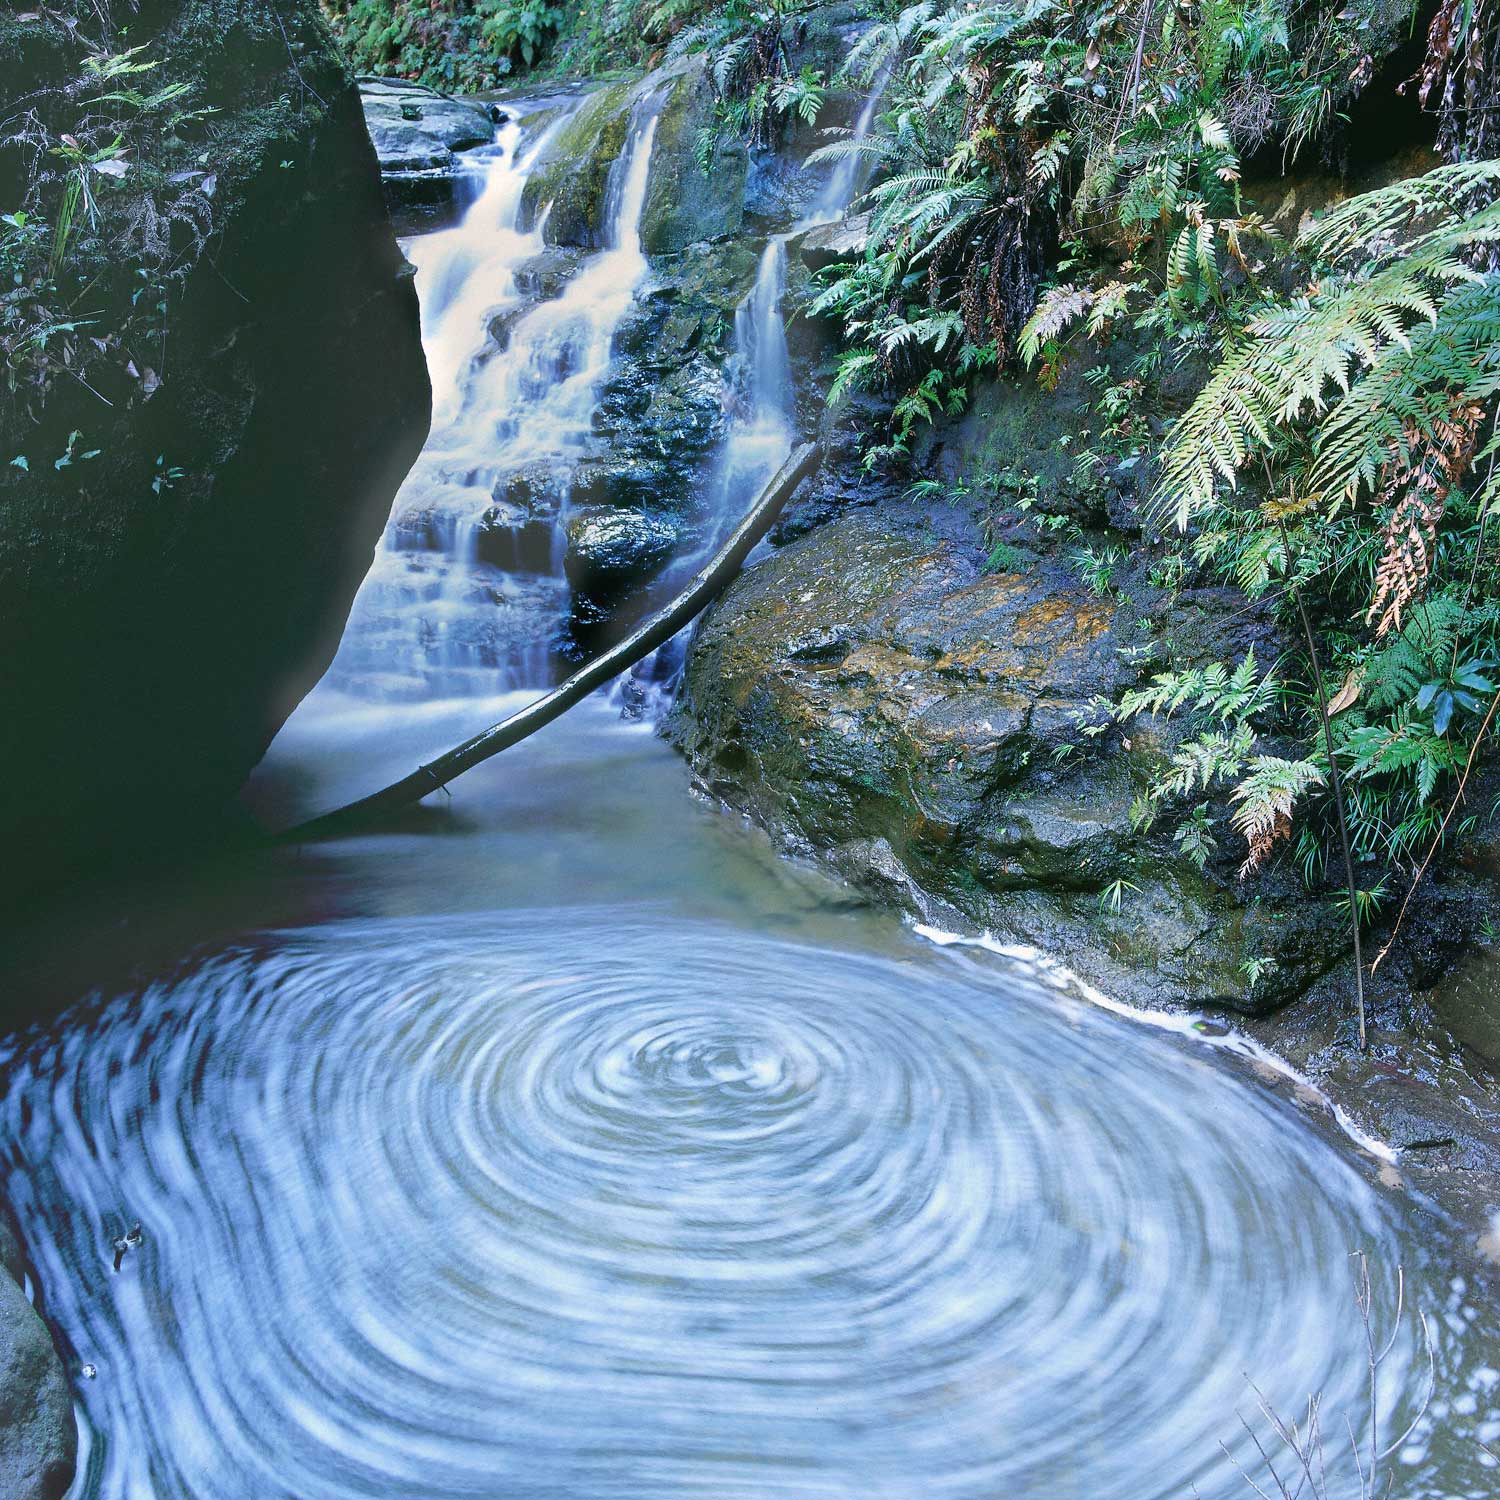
(700, 65), (890, 543)
(698, 239), (796, 550)
(804, 69), (888, 229)
(321, 96), (663, 705)
(629, 69), (886, 677)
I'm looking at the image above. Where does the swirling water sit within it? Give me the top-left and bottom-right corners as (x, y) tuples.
(4, 698), (1499, 1500)
(3, 83), (1498, 1500)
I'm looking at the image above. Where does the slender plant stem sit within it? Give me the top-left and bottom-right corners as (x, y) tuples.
(1278, 519), (1367, 1049)
(1372, 684), (1500, 974)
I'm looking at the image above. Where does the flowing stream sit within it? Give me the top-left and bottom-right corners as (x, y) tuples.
(3, 91), (1499, 1500)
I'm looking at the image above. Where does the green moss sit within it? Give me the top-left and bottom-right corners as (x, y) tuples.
(518, 78), (634, 247)
(639, 64), (746, 255)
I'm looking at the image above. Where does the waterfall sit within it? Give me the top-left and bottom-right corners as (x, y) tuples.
(314, 67), (881, 718)
(803, 71), (887, 229)
(318, 95), (664, 706)
(716, 239), (795, 516)
(692, 66), (891, 550)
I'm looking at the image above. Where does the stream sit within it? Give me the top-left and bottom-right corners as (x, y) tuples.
(2, 93), (1498, 1500)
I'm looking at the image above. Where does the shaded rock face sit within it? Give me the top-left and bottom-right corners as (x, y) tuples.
(0, 1207), (74, 1500)
(0, 2), (430, 896)
(670, 496), (1345, 1016)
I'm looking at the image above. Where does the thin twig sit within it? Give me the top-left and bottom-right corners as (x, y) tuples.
(1372, 683), (1500, 972)
(1278, 517), (1367, 1048)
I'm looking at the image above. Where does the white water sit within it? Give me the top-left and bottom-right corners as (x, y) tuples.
(322, 97), (663, 704)
(701, 67), (889, 545)
(804, 71), (887, 228)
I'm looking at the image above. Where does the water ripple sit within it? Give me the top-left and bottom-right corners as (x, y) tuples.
(0, 913), (1485, 1499)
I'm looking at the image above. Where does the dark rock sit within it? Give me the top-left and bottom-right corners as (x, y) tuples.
(564, 508), (680, 592)
(495, 462), (569, 519)
(0, 1202), (74, 1500)
(476, 501), (554, 574)
(0, 2), (430, 900)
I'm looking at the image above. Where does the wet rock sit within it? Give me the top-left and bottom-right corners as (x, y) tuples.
(670, 496), (1343, 1015)
(359, 78), (493, 221)
(513, 245), (587, 300)
(476, 501), (553, 574)
(520, 79), (636, 248)
(564, 509), (680, 593)
(495, 462), (569, 519)
(639, 61), (747, 255)
(0, 1203), (74, 1500)
(795, 211), (870, 269)
(745, 146), (820, 224)
(521, 62), (750, 256)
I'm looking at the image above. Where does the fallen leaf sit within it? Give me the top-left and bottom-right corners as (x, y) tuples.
(1326, 666), (1362, 717)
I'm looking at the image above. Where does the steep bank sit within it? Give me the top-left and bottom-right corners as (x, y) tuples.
(0, 2), (430, 896)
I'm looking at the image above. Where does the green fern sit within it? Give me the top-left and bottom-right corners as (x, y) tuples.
(1156, 163), (1500, 529)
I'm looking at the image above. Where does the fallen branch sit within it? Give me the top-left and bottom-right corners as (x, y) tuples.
(279, 442), (820, 842)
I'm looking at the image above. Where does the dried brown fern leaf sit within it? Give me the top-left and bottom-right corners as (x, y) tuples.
(1365, 402), (1484, 637)
(1239, 809), (1292, 879)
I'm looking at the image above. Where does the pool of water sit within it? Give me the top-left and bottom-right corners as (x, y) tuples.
(2, 696), (1498, 1500)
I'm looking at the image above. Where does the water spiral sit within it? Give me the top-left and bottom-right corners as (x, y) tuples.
(4, 911), (1485, 1499)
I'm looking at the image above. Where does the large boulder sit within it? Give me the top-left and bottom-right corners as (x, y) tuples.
(0, 2), (430, 896)
(669, 494), (1345, 1015)
(0, 1206), (73, 1500)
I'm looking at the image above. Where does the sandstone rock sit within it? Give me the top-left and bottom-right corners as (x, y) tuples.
(0, 2), (430, 898)
(670, 497), (1343, 1014)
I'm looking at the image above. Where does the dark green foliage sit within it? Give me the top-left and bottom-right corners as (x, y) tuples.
(320, 0), (832, 90)
(2, 2), (339, 449)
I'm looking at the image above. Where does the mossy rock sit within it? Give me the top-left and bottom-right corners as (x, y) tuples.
(639, 61), (747, 255)
(519, 78), (635, 248)
(670, 493), (1346, 1015)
